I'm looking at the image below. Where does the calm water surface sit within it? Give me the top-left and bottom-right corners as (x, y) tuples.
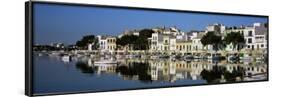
(33, 54), (267, 94)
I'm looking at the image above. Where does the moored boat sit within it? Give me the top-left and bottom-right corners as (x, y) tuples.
(61, 54), (72, 62)
(94, 60), (117, 64)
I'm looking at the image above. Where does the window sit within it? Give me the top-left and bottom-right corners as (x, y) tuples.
(165, 40), (168, 44)
(248, 31), (253, 36)
(248, 45), (251, 48)
(261, 44), (264, 47)
(248, 38), (252, 43)
(179, 45), (182, 50)
(153, 36), (157, 40)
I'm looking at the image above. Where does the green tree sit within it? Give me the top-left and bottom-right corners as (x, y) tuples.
(134, 37), (148, 50)
(200, 31), (223, 52)
(137, 29), (154, 50)
(116, 35), (138, 46)
(116, 29), (155, 50)
(139, 29), (154, 38)
(76, 35), (99, 50)
(116, 35), (137, 50)
(223, 32), (245, 51)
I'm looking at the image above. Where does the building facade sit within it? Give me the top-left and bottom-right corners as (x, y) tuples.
(97, 35), (117, 54)
(223, 23), (268, 52)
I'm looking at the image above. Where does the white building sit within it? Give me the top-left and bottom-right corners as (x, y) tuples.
(190, 31), (205, 52)
(169, 38), (177, 52)
(97, 35), (107, 53)
(206, 23), (226, 35)
(151, 31), (183, 54)
(252, 23), (268, 50)
(224, 23), (268, 51)
(150, 26), (197, 54)
(97, 35), (117, 54)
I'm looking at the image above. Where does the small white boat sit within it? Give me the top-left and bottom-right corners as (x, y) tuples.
(61, 55), (71, 62)
(150, 55), (159, 59)
(240, 56), (253, 62)
(256, 57), (264, 61)
(193, 55), (201, 59)
(38, 53), (43, 56)
(125, 55), (134, 59)
(94, 60), (117, 64)
(49, 51), (60, 56)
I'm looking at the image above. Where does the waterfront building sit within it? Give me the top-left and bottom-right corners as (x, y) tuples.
(206, 23), (226, 35)
(169, 38), (177, 54)
(190, 31), (205, 54)
(150, 31), (185, 55)
(175, 40), (192, 55)
(249, 23), (268, 51)
(150, 32), (172, 54)
(150, 33), (160, 53)
(223, 23), (268, 52)
(150, 26), (194, 55)
(160, 34), (173, 54)
(97, 35), (117, 54)
(106, 36), (117, 54)
(93, 23), (267, 56)
(97, 35), (107, 54)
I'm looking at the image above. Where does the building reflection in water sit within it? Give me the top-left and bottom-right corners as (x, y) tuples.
(75, 58), (267, 84)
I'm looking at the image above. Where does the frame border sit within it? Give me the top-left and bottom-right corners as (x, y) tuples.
(25, 1), (269, 96)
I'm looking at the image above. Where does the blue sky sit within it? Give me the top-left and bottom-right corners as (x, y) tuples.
(34, 3), (267, 45)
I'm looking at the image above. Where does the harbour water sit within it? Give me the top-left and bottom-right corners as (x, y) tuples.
(33, 52), (267, 94)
